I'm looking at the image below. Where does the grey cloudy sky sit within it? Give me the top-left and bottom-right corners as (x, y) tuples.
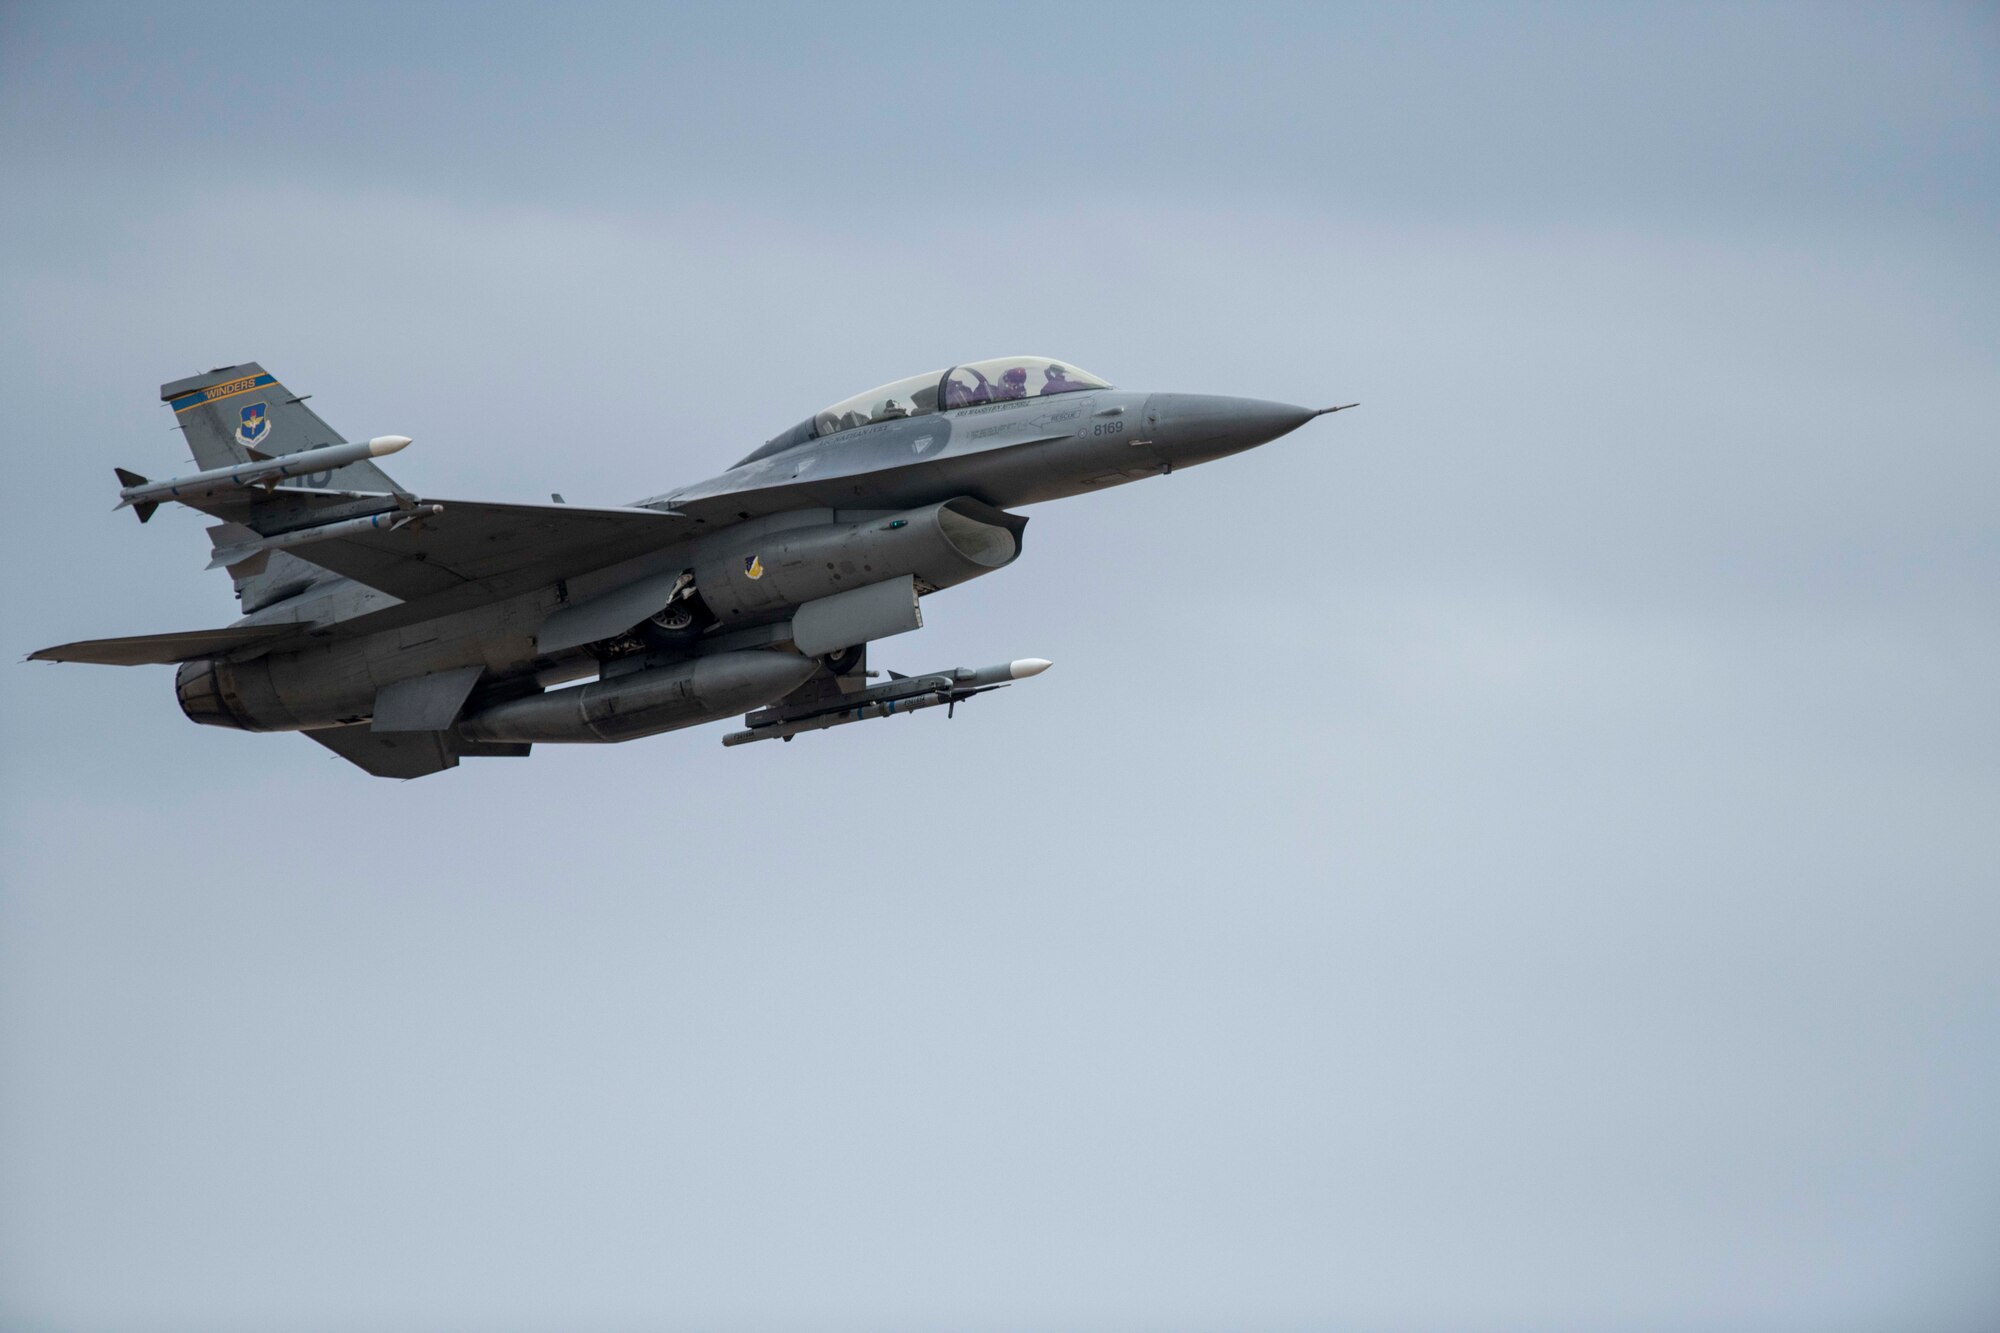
(2, 3), (1996, 1330)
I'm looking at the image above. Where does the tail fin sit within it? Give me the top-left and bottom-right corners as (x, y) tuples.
(113, 467), (158, 522)
(160, 362), (402, 494)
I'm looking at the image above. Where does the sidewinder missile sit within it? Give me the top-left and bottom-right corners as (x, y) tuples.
(116, 436), (412, 518)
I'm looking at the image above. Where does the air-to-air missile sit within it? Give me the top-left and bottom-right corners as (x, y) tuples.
(116, 435), (414, 520)
(723, 658), (1053, 746)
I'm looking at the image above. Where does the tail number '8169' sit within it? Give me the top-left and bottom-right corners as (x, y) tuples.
(1090, 420), (1125, 437)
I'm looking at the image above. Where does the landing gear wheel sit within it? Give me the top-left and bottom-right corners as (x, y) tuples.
(821, 644), (864, 676)
(639, 602), (700, 648)
(651, 605), (695, 633)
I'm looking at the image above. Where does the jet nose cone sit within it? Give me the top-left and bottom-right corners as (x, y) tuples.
(1147, 394), (1320, 461)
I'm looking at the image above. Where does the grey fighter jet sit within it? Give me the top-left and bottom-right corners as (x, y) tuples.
(33, 358), (1352, 778)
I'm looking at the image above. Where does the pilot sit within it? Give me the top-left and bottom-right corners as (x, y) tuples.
(995, 366), (1030, 400)
(945, 372), (991, 407)
(874, 398), (910, 421)
(1042, 364), (1082, 394)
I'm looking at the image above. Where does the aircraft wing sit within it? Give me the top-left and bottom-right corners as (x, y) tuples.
(175, 489), (688, 602)
(283, 497), (685, 601)
(37, 494), (692, 666)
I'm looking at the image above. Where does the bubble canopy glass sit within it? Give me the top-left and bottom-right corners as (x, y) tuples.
(939, 356), (1109, 409)
(739, 357), (1114, 466)
(813, 369), (947, 436)
(815, 357), (1110, 433)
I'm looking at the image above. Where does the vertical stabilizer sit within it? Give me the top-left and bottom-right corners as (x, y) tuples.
(160, 363), (401, 493)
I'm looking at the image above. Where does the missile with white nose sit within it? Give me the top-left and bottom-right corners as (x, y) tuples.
(951, 658), (1052, 687)
(721, 657), (1052, 746)
(115, 435), (413, 520)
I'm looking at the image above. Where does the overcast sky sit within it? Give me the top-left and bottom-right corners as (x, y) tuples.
(2, 4), (1997, 1331)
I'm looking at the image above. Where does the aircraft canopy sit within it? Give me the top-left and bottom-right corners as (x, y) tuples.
(815, 357), (1110, 436)
(739, 358), (1112, 467)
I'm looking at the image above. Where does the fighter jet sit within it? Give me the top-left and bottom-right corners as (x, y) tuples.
(32, 358), (1352, 778)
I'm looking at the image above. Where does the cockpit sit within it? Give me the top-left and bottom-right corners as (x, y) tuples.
(739, 356), (1112, 467)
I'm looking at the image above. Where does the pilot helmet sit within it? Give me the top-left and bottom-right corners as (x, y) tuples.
(1001, 367), (1028, 386)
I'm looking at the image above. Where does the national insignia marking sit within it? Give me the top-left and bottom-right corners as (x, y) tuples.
(743, 555), (764, 580)
(236, 402), (270, 448)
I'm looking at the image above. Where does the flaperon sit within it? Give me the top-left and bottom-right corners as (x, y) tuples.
(33, 357), (1353, 778)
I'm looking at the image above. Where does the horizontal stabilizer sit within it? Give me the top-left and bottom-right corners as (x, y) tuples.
(29, 624), (299, 666)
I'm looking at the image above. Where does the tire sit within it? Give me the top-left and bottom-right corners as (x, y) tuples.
(820, 644), (865, 676)
(638, 602), (701, 648)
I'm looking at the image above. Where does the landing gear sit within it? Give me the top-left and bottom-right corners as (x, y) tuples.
(820, 644), (865, 676)
(638, 573), (709, 648)
(650, 604), (696, 633)
(638, 603), (701, 647)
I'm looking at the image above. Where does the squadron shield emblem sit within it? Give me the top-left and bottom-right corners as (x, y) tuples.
(743, 555), (764, 580)
(235, 402), (270, 449)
